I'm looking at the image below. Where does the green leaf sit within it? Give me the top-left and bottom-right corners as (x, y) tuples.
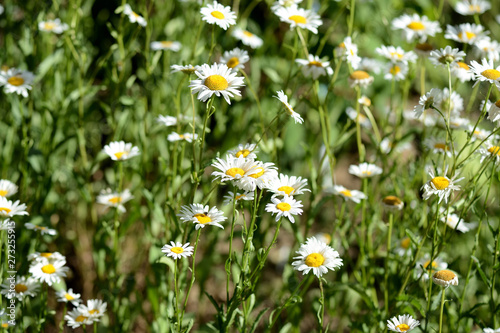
(471, 256), (491, 288)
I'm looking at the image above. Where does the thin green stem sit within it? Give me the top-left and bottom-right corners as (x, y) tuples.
(439, 288), (446, 333)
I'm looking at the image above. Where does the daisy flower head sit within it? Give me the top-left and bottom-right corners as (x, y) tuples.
(29, 259), (69, 286)
(358, 95), (371, 107)
(441, 212), (476, 233)
(336, 37), (361, 69)
(348, 70), (374, 88)
(416, 254), (448, 280)
(327, 185), (367, 203)
(271, 0), (303, 12)
(384, 62), (408, 81)
(78, 299), (107, 320)
(469, 58), (500, 88)
(65, 308), (93, 329)
(103, 141), (140, 161)
(387, 314), (420, 332)
(221, 48), (250, 71)
(275, 6), (322, 34)
(0, 180), (18, 197)
(177, 203), (227, 229)
(0, 276), (39, 301)
(488, 100), (500, 123)
(56, 288), (82, 307)
(39, 18), (69, 34)
(274, 90), (303, 124)
(432, 269), (459, 287)
(28, 251), (66, 263)
(448, 116), (470, 129)
(238, 161), (278, 190)
(200, 1), (236, 30)
(474, 38), (500, 62)
(445, 23), (488, 45)
(429, 46), (466, 67)
(226, 143), (258, 160)
(348, 163), (383, 178)
(162, 241), (194, 260)
(469, 126), (490, 141)
(484, 329), (500, 333)
(150, 41), (181, 52)
(96, 188), (133, 213)
(265, 173), (310, 197)
(395, 236), (412, 256)
(414, 88), (441, 118)
(211, 155), (261, 183)
(123, 4), (147, 27)
(292, 236), (343, 277)
(392, 14), (441, 42)
(451, 61), (474, 82)
(424, 137), (453, 157)
(375, 45), (417, 65)
(382, 195), (404, 210)
(455, 0), (490, 15)
(156, 115), (177, 127)
(223, 191), (254, 205)
(435, 88), (464, 116)
(0, 68), (34, 97)
(477, 142), (500, 164)
(265, 195), (303, 223)
(167, 132), (198, 142)
(232, 28), (263, 49)
(295, 54), (333, 80)
(189, 63), (245, 104)
(170, 64), (200, 75)
(422, 167), (463, 203)
(346, 107), (371, 128)
(0, 197), (28, 217)
(25, 223), (57, 236)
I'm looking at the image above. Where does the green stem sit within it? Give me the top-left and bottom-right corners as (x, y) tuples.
(384, 213), (394, 315)
(179, 229), (202, 329)
(439, 288), (446, 333)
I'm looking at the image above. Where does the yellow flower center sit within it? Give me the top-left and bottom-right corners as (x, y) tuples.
(204, 75), (229, 91)
(15, 284), (28, 293)
(0, 190), (8, 196)
(305, 253), (325, 267)
(431, 176), (450, 190)
(390, 65), (401, 75)
(488, 146), (500, 156)
(40, 252), (52, 258)
(41, 264), (56, 274)
(108, 196), (122, 204)
(350, 70), (370, 80)
(65, 293), (74, 301)
(433, 269), (456, 281)
(249, 167), (265, 178)
(309, 61), (323, 67)
(76, 315), (88, 322)
(114, 151), (126, 159)
(407, 21), (425, 30)
(7, 76), (25, 86)
(390, 52), (404, 59)
(131, 11), (140, 18)
(276, 202), (291, 211)
(495, 100), (500, 108)
(458, 31), (476, 40)
(226, 57), (240, 69)
(400, 237), (411, 249)
(235, 149), (250, 158)
(423, 260), (438, 270)
(170, 246), (184, 254)
(225, 167), (245, 178)
(235, 194), (244, 200)
(160, 41), (173, 48)
(469, 5), (481, 12)
(89, 309), (99, 315)
(383, 195), (402, 206)
(243, 31), (253, 37)
(0, 207), (12, 214)
(340, 190), (352, 197)
(457, 62), (470, 70)
(43, 22), (57, 30)
(288, 15), (307, 24)
(193, 213), (212, 224)
(481, 69), (500, 80)
(434, 143), (448, 150)
(211, 10), (225, 19)
(396, 323), (410, 331)
(1, 323), (8, 328)
(278, 185), (295, 195)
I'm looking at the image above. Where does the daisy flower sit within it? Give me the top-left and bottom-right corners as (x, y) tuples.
(414, 88), (441, 118)
(238, 161), (278, 191)
(416, 254), (448, 280)
(375, 45), (417, 64)
(395, 237), (411, 256)
(384, 62), (408, 81)
(455, 0), (490, 15)
(336, 37), (361, 69)
(156, 115), (177, 127)
(432, 269), (459, 287)
(448, 116), (470, 129)
(25, 223), (57, 236)
(170, 64), (200, 75)
(123, 4), (147, 27)
(271, 0), (303, 12)
(358, 96), (371, 107)
(469, 126), (490, 141)
(275, 6), (322, 34)
(0, 197), (28, 217)
(65, 308), (93, 328)
(382, 195), (404, 210)
(78, 299), (107, 320)
(451, 61), (474, 82)
(348, 163), (383, 178)
(232, 28), (263, 49)
(477, 142), (500, 164)
(38, 18), (69, 34)
(28, 251), (66, 263)
(150, 41), (181, 52)
(441, 212), (476, 233)
(226, 143), (258, 160)
(223, 191), (255, 205)
(211, 155), (261, 183)
(274, 90), (303, 124)
(96, 188), (134, 213)
(348, 70), (374, 88)
(0, 276), (39, 301)
(56, 288), (82, 307)
(445, 23), (488, 45)
(391, 14), (441, 42)
(103, 141), (140, 161)
(488, 100), (500, 123)
(0, 68), (34, 97)
(424, 137), (453, 157)
(295, 54), (333, 80)
(29, 259), (69, 286)
(346, 107), (371, 128)
(265, 174), (310, 197)
(292, 236), (343, 277)
(265, 195), (303, 223)
(435, 88), (464, 115)
(161, 241), (194, 260)
(167, 132), (198, 142)
(327, 185), (366, 203)
(422, 167), (463, 203)
(189, 63), (245, 104)
(200, 1), (236, 30)
(0, 180), (18, 197)
(469, 58), (500, 88)
(387, 314), (420, 332)
(429, 46), (466, 67)
(178, 203), (227, 229)
(484, 329), (500, 333)
(220, 48), (250, 71)
(475, 38), (500, 62)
